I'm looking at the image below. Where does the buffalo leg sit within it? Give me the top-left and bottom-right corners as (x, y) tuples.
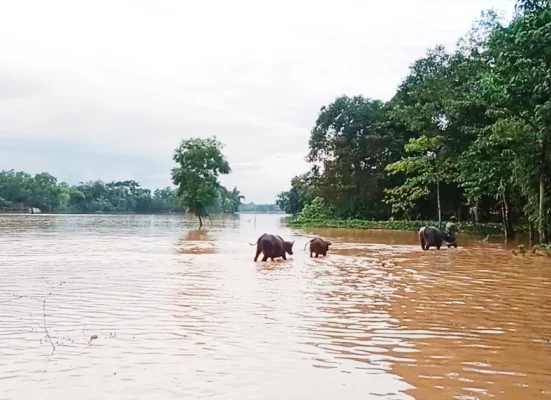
(315, 253), (319, 258)
(261, 255), (269, 261)
(282, 254), (287, 260)
(419, 229), (426, 250)
(310, 252), (313, 258)
(254, 246), (262, 262)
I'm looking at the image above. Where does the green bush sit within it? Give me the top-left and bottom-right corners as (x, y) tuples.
(288, 218), (505, 235)
(294, 197), (334, 222)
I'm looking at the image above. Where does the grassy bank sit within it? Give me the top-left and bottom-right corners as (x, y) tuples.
(288, 218), (505, 235)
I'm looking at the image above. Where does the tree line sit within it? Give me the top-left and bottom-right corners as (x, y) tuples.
(0, 169), (244, 215)
(277, 1), (551, 242)
(238, 203), (283, 213)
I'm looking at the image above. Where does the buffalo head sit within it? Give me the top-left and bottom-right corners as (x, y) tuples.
(284, 240), (295, 255)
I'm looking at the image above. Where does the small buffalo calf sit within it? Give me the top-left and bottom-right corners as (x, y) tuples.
(306, 237), (332, 258)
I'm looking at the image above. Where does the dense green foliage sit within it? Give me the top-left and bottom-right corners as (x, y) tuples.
(295, 197), (334, 221)
(0, 168), (244, 215)
(290, 195), (502, 234)
(172, 137), (243, 226)
(0, 170), (180, 213)
(276, 172), (320, 215)
(290, 218), (503, 235)
(279, 2), (551, 241)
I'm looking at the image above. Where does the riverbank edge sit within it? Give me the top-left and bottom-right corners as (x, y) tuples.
(287, 218), (507, 235)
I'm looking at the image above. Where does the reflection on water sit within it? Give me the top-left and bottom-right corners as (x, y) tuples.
(0, 214), (550, 399)
(175, 229), (217, 254)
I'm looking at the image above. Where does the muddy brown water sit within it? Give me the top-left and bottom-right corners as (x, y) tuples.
(1, 214), (550, 400)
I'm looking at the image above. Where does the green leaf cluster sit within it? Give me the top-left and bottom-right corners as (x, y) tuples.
(171, 137), (241, 225)
(0, 170), (180, 213)
(280, 3), (551, 241)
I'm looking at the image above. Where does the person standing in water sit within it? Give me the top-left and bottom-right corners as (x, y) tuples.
(445, 216), (459, 243)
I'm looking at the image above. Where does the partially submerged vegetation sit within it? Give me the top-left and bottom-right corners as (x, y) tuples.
(278, 1), (551, 243)
(171, 137), (245, 227)
(512, 243), (551, 257)
(289, 218), (503, 235)
(289, 197), (503, 234)
(533, 244), (551, 257)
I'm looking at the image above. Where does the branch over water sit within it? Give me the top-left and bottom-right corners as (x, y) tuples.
(41, 279), (65, 355)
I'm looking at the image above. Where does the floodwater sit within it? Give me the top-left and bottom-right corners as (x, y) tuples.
(1, 214), (550, 400)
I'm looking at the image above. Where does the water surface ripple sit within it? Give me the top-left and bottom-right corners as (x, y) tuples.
(1, 214), (550, 399)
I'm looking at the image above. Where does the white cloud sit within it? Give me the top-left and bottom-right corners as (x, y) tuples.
(0, 0), (514, 203)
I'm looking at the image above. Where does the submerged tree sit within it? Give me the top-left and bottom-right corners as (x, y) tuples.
(171, 137), (231, 228)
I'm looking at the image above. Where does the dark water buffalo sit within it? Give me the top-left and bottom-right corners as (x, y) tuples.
(250, 233), (294, 261)
(419, 226), (457, 250)
(305, 237), (332, 258)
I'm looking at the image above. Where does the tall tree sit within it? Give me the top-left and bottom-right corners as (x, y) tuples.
(385, 46), (473, 224)
(479, 4), (551, 241)
(171, 137), (231, 227)
(515, 0), (550, 12)
(386, 136), (452, 226)
(228, 187), (245, 213)
(307, 96), (409, 219)
(277, 172), (319, 215)
(277, 5), (551, 242)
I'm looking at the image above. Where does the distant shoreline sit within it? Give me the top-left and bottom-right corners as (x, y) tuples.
(0, 211), (288, 216)
(287, 218), (506, 235)
(0, 211), (184, 215)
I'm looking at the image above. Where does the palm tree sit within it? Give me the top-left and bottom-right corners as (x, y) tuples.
(230, 187), (245, 213)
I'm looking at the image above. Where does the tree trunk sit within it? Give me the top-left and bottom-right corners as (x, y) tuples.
(198, 214), (203, 229)
(474, 201), (480, 223)
(538, 174), (546, 243)
(500, 201), (506, 236)
(502, 193), (514, 238)
(436, 181), (442, 229)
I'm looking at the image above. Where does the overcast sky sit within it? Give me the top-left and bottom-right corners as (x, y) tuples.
(1, 0), (514, 203)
